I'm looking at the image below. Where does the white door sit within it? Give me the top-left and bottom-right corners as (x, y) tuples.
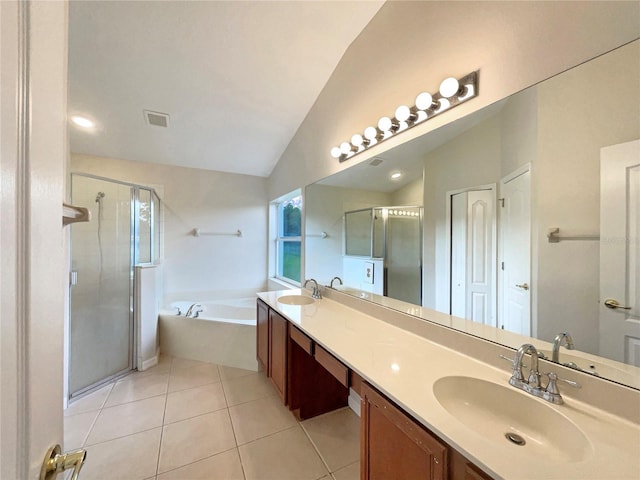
(599, 140), (640, 365)
(1, 1), (68, 477)
(499, 169), (531, 335)
(450, 189), (496, 324)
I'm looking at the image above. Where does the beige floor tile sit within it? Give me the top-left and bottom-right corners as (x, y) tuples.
(85, 395), (165, 446)
(156, 448), (244, 480)
(168, 364), (221, 393)
(164, 382), (227, 424)
(64, 383), (113, 417)
(158, 410), (236, 474)
(222, 372), (276, 406)
(64, 410), (99, 450)
(229, 394), (297, 445)
(239, 426), (328, 480)
(171, 357), (217, 371)
(81, 428), (161, 480)
(104, 372), (169, 407)
(302, 408), (360, 472)
(220, 364), (258, 380)
(332, 462), (360, 480)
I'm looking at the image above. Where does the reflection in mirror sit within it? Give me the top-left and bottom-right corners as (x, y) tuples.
(305, 40), (640, 389)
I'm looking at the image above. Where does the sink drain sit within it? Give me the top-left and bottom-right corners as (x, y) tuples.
(505, 432), (526, 446)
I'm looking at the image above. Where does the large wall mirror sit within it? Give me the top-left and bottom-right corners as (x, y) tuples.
(305, 40), (640, 390)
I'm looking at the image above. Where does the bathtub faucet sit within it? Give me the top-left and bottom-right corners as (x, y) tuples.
(185, 303), (202, 318)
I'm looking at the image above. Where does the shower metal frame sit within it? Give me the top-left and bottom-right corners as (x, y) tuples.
(69, 173), (161, 399)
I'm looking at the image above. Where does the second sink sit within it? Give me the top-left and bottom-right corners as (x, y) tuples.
(433, 376), (592, 463)
(277, 295), (315, 306)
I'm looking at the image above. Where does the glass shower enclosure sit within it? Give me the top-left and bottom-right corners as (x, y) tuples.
(69, 173), (160, 399)
(344, 206), (423, 305)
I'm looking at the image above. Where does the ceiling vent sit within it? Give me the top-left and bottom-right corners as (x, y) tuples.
(369, 158), (384, 166)
(144, 110), (169, 128)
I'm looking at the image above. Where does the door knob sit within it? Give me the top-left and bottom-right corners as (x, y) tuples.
(40, 444), (86, 480)
(515, 283), (529, 291)
(604, 299), (632, 310)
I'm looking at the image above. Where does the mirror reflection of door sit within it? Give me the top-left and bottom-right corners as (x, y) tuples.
(499, 168), (531, 336)
(449, 187), (496, 325)
(599, 139), (640, 365)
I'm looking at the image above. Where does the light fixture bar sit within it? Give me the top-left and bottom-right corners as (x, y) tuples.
(331, 71), (478, 163)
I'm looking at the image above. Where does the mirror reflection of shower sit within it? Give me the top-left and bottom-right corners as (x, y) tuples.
(95, 191), (105, 282)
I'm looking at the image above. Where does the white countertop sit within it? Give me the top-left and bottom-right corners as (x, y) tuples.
(258, 289), (640, 480)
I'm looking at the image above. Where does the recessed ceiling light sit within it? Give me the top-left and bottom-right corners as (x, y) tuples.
(70, 115), (95, 129)
(390, 171), (403, 180)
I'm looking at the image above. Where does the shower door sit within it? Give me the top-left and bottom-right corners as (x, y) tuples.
(69, 175), (134, 397)
(385, 208), (423, 305)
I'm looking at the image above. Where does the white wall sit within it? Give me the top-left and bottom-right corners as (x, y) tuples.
(71, 154), (268, 299)
(268, 1), (639, 199)
(305, 184), (390, 285)
(535, 41), (640, 352)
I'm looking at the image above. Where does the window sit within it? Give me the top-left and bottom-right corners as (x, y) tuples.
(276, 194), (302, 283)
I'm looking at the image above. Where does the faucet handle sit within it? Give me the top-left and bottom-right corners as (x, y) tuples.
(544, 372), (581, 394)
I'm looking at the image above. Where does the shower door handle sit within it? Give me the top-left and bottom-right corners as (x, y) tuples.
(70, 271), (78, 286)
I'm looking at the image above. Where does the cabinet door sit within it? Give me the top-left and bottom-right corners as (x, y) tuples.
(269, 309), (288, 403)
(361, 383), (447, 480)
(256, 299), (269, 373)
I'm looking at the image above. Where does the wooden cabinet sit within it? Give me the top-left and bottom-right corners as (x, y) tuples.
(256, 299), (269, 373)
(256, 300), (494, 480)
(268, 309), (288, 403)
(361, 382), (447, 480)
(287, 325), (348, 420)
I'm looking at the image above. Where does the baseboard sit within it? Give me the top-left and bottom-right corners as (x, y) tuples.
(141, 350), (159, 371)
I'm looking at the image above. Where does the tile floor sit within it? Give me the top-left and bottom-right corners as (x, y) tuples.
(64, 356), (360, 480)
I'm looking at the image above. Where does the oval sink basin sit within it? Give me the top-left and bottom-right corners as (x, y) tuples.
(433, 376), (591, 463)
(277, 295), (315, 306)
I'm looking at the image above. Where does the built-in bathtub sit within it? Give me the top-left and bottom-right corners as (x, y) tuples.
(158, 297), (258, 371)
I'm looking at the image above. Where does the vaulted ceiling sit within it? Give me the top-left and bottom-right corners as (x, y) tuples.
(68, 1), (384, 177)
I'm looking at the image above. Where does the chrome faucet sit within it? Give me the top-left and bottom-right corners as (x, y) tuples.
(329, 276), (343, 289)
(303, 278), (322, 299)
(503, 343), (580, 405)
(552, 332), (575, 362)
(185, 303), (202, 318)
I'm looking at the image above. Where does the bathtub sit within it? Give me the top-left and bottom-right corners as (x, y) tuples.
(159, 297), (258, 371)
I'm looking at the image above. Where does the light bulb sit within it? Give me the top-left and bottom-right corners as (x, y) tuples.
(364, 126), (378, 141)
(378, 116), (392, 132)
(330, 147), (342, 159)
(439, 77), (460, 98)
(340, 142), (352, 155)
(415, 92), (434, 110)
(395, 105), (411, 122)
(438, 98), (451, 111)
(390, 171), (402, 180)
(351, 134), (364, 147)
(71, 115), (95, 128)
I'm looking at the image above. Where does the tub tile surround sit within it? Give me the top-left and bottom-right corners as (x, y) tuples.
(64, 356), (360, 480)
(259, 289), (640, 480)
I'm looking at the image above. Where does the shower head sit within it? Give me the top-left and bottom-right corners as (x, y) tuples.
(95, 192), (105, 203)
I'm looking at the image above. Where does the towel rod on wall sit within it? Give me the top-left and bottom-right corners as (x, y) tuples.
(63, 203), (90, 226)
(547, 227), (600, 243)
(191, 228), (242, 238)
(306, 231), (328, 239)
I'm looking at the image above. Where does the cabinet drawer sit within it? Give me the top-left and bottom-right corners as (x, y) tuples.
(290, 325), (314, 355)
(315, 345), (349, 388)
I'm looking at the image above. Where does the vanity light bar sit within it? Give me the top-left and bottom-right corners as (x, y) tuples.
(331, 71), (478, 163)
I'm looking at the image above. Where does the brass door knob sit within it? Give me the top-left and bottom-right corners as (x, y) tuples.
(515, 283), (529, 291)
(604, 299), (632, 310)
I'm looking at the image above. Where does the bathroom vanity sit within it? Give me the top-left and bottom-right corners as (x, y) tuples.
(257, 290), (640, 480)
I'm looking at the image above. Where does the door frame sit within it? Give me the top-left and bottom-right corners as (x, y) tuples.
(498, 164), (532, 335)
(441, 183), (497, 322)
(1, 1), (67, 477)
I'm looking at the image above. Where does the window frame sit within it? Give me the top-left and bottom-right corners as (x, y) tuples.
(275, 193), (302, 285)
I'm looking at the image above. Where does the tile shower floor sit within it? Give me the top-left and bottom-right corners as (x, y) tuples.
(64, 356), (360, 480)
